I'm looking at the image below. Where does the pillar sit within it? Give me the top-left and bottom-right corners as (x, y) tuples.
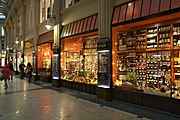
(33, 0), (40, 80)
(52, 0), (64, 87)
(21, 3), (26, 62)
(97, 0), (113, 101)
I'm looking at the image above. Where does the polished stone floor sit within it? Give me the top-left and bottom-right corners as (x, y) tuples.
(0, 76), (179, 120)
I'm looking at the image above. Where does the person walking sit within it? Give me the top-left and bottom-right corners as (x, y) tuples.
(1, 65), (12, 89)
(19, 61), (26, 79)
(25, 62), (32, 83)
(8, 61), (14, 81)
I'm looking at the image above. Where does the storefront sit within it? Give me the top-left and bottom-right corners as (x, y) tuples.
(112, 0), (180, 115)
(60, 14), (98, 94)
(37, 31), (54, 82)
(13, 51), (22, 72)
(24, 39), (34, 66)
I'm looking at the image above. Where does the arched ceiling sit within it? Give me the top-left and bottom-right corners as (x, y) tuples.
(0, 0), (6, 19)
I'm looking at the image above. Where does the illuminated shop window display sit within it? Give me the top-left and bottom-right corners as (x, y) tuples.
(37, 43), (53, 77)
(113, 22), (180, 99)
(61, 36), (98, 84)
(24, 47), (34, 66)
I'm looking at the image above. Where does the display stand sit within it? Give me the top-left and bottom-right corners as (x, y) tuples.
(97, 37), (112, 101)
(52, 48), (60, 87)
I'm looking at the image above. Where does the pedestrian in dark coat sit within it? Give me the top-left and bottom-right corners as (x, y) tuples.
(19, 61), (26, 79)
(25, 62), (33, 83)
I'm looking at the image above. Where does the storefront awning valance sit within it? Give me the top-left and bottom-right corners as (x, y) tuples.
(37, 30), (53, 45)
(61, 14), (98, 38)
(112, 0), (180, 25)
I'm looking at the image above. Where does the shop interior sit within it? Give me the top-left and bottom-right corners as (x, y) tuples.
(37, 43), (53, 77)
(112, 12), (180, 99)
(61, 33), (98, 84)
(24, 41), (34, 66)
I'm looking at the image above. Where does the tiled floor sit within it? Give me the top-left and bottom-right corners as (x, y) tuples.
(0, 76), (179, 120)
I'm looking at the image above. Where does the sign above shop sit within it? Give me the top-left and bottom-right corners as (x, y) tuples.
(97, 37), (110, 51)
(37, 31), (54, 45)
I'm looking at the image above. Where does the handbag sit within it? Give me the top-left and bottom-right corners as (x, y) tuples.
(0, 74), (4, 81)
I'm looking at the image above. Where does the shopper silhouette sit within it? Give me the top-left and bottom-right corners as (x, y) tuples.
(8, 61), (14, 81)
(19, 61), (26, 79)
(25, 62), (33, 83)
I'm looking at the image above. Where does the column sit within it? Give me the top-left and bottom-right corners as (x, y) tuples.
(52, 0), (64, 87)
(33, 0), (40, 80)
(15, 16), (19, 74)
(97, 0), (113, 101)
(21, 3), (26, 62)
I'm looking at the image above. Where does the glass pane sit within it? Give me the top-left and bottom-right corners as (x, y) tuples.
(61, 36), (98, 84)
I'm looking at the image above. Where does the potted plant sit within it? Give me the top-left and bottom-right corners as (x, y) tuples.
(121, 70), (140, 92)
(125, 70), (137, 86)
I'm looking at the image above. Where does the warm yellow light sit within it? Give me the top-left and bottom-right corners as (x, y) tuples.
(45, 24), (52, 30)
(45, 17), (55, 30)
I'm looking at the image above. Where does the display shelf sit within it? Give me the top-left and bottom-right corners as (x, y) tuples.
(116, 53), (126, 81)
(173, 23), (180, 47)
(173, 23), (180, 35)
(117, 49), (135, 53)
(116, 32), (127, 51)
(173, 51), (180, 82)
(147, 27), (158, 49)
(146, 52), (159, 86)
(126, 52), (136, 73)
(174, 65), (180, 67)
(84, 38), (98, 82)
(158, 51), (171, 85)
(136, 52), (146, 81)
(126, 31), (136, 50)
(158, 25), (171, 48)
(84, 38), (97, 49)
(174, 73), (180, 75)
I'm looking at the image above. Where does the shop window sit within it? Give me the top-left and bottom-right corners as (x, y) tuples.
(61, 36), (98, 84)
(40, 0), (54, 23)
(37, 43), (53, 77)
(113, 22), (180, 99)
(24, 44), (34, 68)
